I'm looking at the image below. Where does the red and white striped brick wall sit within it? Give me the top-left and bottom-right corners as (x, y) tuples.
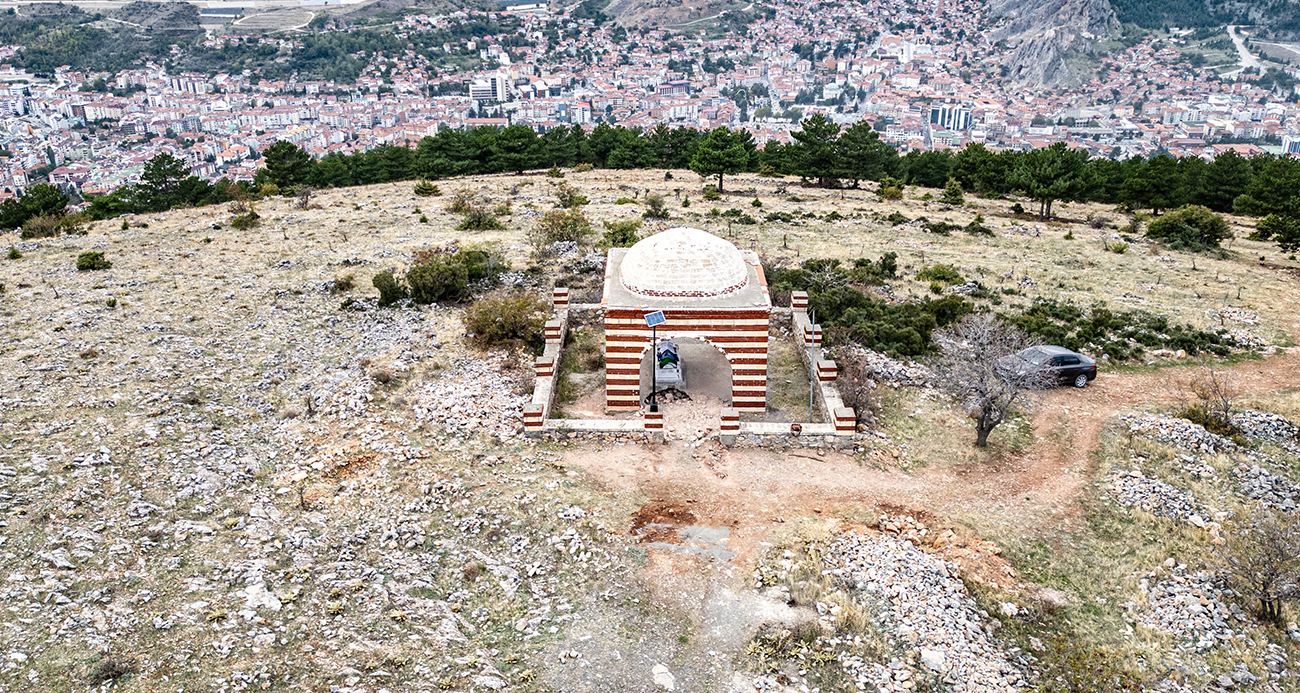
(604, 307), (770, 411)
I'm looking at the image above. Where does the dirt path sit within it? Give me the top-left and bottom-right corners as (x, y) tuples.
(565, 350), (1300, 564)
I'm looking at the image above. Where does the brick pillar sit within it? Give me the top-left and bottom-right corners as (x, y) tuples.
(803, 323), (823, 348)
(552, 287), (570, 308)
(534, 356), (554, 378)
(523, 404), (545, 436)
(544, 319), (562, 344)
(719, 407), (740, 446)
(816, 358), (837, 382)
(833, 407), (856, 435)
(791, 290), (808, 311)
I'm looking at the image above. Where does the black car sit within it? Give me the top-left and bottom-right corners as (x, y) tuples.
(1010, 345), (1097, 388)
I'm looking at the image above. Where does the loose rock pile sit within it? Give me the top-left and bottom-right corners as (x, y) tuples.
(823, 531), (1028, 693)
(1130, 565), (1244, 652)
(1234, 464), (1300, 511)
(1106, 469), (1208, 526)
(411, 356), (529, 442)
(1118, 414), (1238, 455)
(1232, 410), (1300, 456)
(835, 345), (932, 387)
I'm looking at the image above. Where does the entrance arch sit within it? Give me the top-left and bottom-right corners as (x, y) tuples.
(637, 336), (734, 406)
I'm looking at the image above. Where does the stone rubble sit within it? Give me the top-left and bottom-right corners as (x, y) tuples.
(410, 355), (530, 443)
(834, 345), (932, 388)
(822, 531), (1028, 693)
(1129, 565), (1245, 652)
(1106, 469), (1209, 526)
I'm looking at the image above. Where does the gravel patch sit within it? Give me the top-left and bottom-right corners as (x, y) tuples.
(823, 532), (1028, 693)
(1105, 469), (1209, 526)
(1129, 565), (1246, 652)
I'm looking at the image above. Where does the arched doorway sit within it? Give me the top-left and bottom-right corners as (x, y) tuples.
(637, 337), (733, 407)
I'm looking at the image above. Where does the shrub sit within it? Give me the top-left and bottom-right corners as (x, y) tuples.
(373, 271), (409, 306)
(230, 211), (261, 230)
(572, 163), (593, 172)
(964, 213), (993, 236)
(458, 206), (504, 231)
(751, 198), (763, 207)
(1215, 508), (1300, 623)
(940, 178), (964, 205)
(642, 194), (670, 219)
(332, 274), (356, 293)
(1105, 240), (1128, 254)
(664, 171), (674, 180)
(21, 214), (84, 239)
(419, 215), (429, 223)
(405, 248), (502, 304)
(917, 264), (964, 284)
(413, 180), (442, 197)
(7, 246), (20, 260)
(531, 208), (593, 250)
(615, 197), (637, 205)
(1010, 202), (1025, 215)
(1064, 230), (1075, 240)
(823, 210), (844, 223)
(1145, 205), (1232, 251)
(554, 182), (588, 208)
(257, 182), (280, 198)
(89, 655), (137, 687)
(1087, 213), (1110, 229)
(446, 189), (476, 213)
(120, 219), (129, 230)
(833, 349), (882, 425)
(546, 165), (565, 178)
(493, 201), (512, 217)
(885, 211), (909, 225)
(703, 186), (721, 201)
(681, 195), (690, 207)
(76, 251), (112, 271)
(463, 290), (549, 350)
(599, 219), (642, 248)
(1002, 297), (1230, 361)
(878, 176), (904, 200)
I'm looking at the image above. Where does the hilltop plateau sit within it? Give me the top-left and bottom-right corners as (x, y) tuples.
(2, 169), (1300, 692)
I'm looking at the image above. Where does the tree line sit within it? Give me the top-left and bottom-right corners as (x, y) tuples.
(4, 118), (1298, 252)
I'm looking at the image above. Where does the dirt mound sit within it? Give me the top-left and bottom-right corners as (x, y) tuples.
(632, 500), (696, 530)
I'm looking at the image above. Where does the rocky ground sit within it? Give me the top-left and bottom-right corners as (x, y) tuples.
(2, 171), (1300, 692)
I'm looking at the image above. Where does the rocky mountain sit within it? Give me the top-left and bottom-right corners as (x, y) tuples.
(988, 0), (1120, 86)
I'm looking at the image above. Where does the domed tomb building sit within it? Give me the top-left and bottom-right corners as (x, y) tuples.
(601, 227), (771, 411)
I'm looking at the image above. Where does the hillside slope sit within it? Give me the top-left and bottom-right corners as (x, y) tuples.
(989, 0), (1119, 85)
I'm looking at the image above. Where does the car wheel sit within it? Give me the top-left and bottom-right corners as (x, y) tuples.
(1073, 374), (1088, 388)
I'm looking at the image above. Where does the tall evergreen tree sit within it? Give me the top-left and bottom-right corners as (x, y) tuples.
(260, 141), (314, 188)
(689, 127), (749, 192)
(1008, 142), (1089, 220)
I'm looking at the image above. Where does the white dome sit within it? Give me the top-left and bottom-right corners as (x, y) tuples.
(620, 227), (750, 299)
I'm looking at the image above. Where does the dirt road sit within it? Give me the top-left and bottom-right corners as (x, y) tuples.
(565, 350), (1300, 562)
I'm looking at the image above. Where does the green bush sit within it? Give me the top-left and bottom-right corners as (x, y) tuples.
(877, 176), (904, 200)
(885, 211), (909, 225)
(940, 178), (964, 205)
(230, 211), (261, 230)
(531, 208), (593, 250)
(1145, 205), (1232, 251)
(964, 213), (993, 236)
(404, 247), (504, 304)
(120, 219), (129, 230)
(413, 180), (442, 197)
(681, 195), (690, 207)
(463, 290), (549, 351)
(373, 271), (409, 306)
(1180, 404), (1247, 445)
(1002, 298), (1231, 360)
(572, 163), (593, 173)
(599, 219), (642, 249)
(445, 189), (477, 213)
(703, 186), (721, 201)
(458, 206), (504, 231)
(21, 213), (86, 239)
(615, 197), (637, 205)
(751, 198), (762, 207)
(642, 193), (670, 220)
(76, 251), (112, 271)
(917, 263), (964, 284)
(1105, 240), (1128, 254)
(546, 166), (565, 178)
(7, 246), (20, 260)
(554, 183), (588, 208)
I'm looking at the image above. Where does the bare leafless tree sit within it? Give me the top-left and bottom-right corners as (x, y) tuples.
(1216, 508), (1300, 623)
(1188, 367), (1238, 427)
(295, 185), (314, 210)
(930, 314), (1054, 448)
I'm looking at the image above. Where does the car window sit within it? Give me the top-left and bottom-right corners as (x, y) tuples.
(1049, 356), (1064, 366)
(1061, 356), (1080, 365)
